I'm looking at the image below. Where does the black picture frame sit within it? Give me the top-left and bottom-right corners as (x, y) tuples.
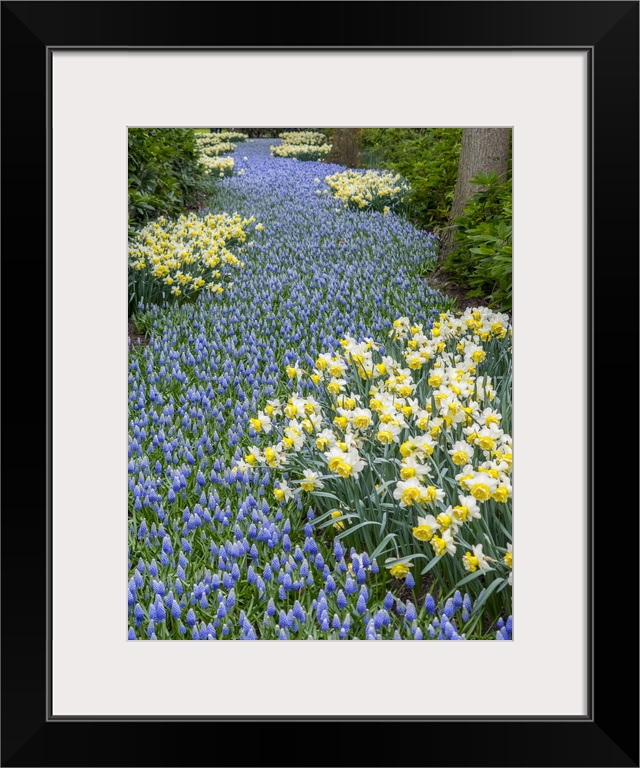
(2, 2), (638, 766)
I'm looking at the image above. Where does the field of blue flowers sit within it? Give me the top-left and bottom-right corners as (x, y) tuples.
(128, 138), (512, 640)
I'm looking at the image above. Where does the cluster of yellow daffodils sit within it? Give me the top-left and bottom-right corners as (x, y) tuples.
(271, 131), (332, 161)
(198, 154), (235, 178)
(324, 169), (410, 213)
(215, 131), (248, 143)
(243, 306), (513, 584)
(240, 396), (369, 479)
(194, 133), (239, 157)
(197, 141), (237, 157)
(278, 131), (327, 146)
(193, 133), (240, 175)
(128, 212), (257, 300)
(194, 130), (247, 143)
(271, 142), (333, 161)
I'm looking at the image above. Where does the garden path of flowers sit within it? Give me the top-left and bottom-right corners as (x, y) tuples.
(128, 138), (512, 640)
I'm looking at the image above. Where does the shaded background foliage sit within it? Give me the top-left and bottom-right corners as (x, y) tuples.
(128, 128), (212, 234)
(357, 128), (512, 313)
(360, 128), (463, 230)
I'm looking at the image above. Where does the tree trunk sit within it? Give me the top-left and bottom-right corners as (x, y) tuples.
(329, 128), (361, 168)
(437, 127), (511, 261)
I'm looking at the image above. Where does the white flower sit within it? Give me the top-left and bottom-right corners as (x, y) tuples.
(307, 412), (324, 432)
(449, 494), (482, 524)
(283, 420), (306, 451)
(477, 407), (502, 429)
(411, 434), (437, 456)
(351, 407), (373, 430)
(265, 398), (283, 416)
(286, 361), (303, 381)
(474, 425), (504, 453)
(448, 440), (474, 466)
(462, 543), (492, 573)
(325, 446), (365, 479)
(344, 448), (365, 478)
(412, 514), (440, 541)
(315, 428), (337, 451)
(249, 410), (272, 434)
(242, 445), (263, 468)
(263, 443), (288, 469)
(273, 480), (294, 502)
(393, 477), (426, 508)
(466, 472), (499, 501)
(430, 528), (456, 557)
(300, 469), (324, 492)
(375, 422), (403, 444)
(399, 455), (432, 481)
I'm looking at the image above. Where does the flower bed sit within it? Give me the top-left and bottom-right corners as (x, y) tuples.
(217, 131), (248, 143)
(271, 142), (333, 161)
(199, 154), (235, 178)
(244, 306), (512, 612)
(198, 141), (237, 157)
(128, 211), (255, 311)
(127, 139), (512, 639)
(278, 130), (327, 145)
(271, 131), (332, 161)
(324, 168), (411, 214)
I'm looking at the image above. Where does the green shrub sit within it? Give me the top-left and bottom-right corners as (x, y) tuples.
(359, 129), (462, 229)
(128, 128), (212, 234)
(442, 173), (512, 313)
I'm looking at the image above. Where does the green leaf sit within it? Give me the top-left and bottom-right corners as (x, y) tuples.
(309, 491), (343, 503)
(317, 513), (359, 530)
(454, 570), (486, 588)
(420, 555), (442, 575)
(306, 507), (347, 525)
(370, 533), (398, 561)
(471, 577), (505, 613)
(385, 553), (430, 567)
(334, 519), (382, 539)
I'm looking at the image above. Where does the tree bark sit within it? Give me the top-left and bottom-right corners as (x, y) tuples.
(329, 128), (361, 168)
(437, 127), (511, 261)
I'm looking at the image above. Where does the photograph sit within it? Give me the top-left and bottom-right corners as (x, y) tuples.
(1, 0), (636, 758)
(127, 126), (514, 641)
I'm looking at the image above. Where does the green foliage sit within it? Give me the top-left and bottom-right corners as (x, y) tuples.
(442, 173), (512, 313)
(129, 308), (157, 336)
(359, 128), (462, 228)
(128, 128), (212, 234)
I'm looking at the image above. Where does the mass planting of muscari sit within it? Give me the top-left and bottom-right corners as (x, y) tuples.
(128, 137), (512, 640)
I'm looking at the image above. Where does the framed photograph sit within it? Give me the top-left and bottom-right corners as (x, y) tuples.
(2, 2), (637, 766)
